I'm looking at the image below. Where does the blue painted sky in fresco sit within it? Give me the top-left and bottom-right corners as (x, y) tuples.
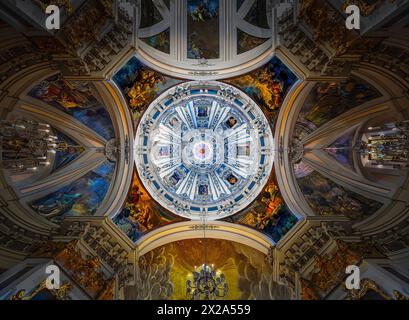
(30, 161), (116, 221)
(52, 130), (83, 173)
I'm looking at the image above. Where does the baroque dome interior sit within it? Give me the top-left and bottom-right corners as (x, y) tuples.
(0, 0), (408, 302)
(134, 81), (275, 220)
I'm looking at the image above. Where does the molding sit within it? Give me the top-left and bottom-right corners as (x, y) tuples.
(136, 220), (274, 256)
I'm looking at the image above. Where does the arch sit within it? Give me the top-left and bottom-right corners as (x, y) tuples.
(274, 68), (409, 234)
(136, 220), (274, 256)
(0, 68), (134, 232)
(132, 0), (275, 80)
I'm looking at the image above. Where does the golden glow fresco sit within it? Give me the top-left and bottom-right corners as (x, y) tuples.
(227, 71), (283, 111)
(137, 239), (290, 300)
(114, 170), (186, 241)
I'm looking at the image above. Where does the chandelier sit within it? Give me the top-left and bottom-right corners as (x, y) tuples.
(0, 119), (57, 174)
(359, 120), (409, 170)
(186, 217), (229, 300)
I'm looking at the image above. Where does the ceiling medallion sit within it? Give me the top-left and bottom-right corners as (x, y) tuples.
(135, 81), (274, 220)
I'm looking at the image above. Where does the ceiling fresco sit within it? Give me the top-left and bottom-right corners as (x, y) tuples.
(51, 129), (85, 173)
(187, 0), (220, 59)
(128, 239), (290, 300)
(325, 129), (356, 171)
(30, 160), (116, 222)
(113, 170), (186, 242)
(29, 75), (116, 141)
(0, 0), (408, 304)
(295, 164), (383, 221)
(4, 74), (119, 224)
(290, 75), (389, 222)
(293, 78), (381, 129)
(113, 56), (183, 124)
